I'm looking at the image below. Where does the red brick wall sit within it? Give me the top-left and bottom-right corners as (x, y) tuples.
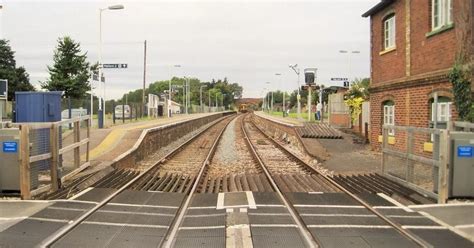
(330, 113), (351, 128)
(370, 81), (457, 151)
(370, 0), (406, 85)
(410, 0), (457, 76)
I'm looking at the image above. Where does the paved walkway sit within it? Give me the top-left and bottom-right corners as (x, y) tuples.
(409, 203), (474, 242)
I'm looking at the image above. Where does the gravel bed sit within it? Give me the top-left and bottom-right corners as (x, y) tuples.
(208, 115), (260, 177)
(245, 122), (305, 175)
(135, 119), (220, 171)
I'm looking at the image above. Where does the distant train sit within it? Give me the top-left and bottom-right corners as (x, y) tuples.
(238, 104), (248, 113)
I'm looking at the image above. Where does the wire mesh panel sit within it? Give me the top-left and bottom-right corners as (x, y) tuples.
(382, 125), (441, 198)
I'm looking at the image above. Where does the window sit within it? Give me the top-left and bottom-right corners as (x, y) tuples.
(383, 15), (396, 50)
(432, 0), (453, 30)
(383, 102), (395, 136)
(431, 102), (452, 122)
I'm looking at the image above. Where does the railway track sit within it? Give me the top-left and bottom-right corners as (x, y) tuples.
(36, 114), (235, 247)
(35, 113), (438, 247)
(242, 114), (432, 247)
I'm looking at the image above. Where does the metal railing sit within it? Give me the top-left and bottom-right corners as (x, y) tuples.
(381, 124), (449, 203)
(12, 116), (90, 199)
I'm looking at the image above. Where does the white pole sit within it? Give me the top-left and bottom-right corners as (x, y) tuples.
(0, 5), (4, 39)
(297, 69), (301, 119)
(308, 86), (311, 122)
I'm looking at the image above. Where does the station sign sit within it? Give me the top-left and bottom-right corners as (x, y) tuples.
(331, 77), (348, 81)
(3, 141), (18, 153)
(457, 146), (473, 158)
(103, 64), (128, 69)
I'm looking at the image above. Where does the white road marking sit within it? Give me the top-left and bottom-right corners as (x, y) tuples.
(83, 221), (168, 229)
(417, 211), (474, 242)
(308, 192), (324, 194)
(251, 224), (298, 228)
(107, 202), (178, 209)
(294, 204), (365, 208)
(300, 213), (424, 218)
(217, 193), (225, 210)
(179, 225), (225, 230)
(377, 193), (414, 212)
(256, 204), (285, 208)
(188, 206), (216, 209)
(246, 191), (257, 209)
(409, 203), (474, 209)
(240, 208), (248, 213)
(248, 213), (290, 216)
(307, 225), (392, 229)
(29, 217), (71, 223)
(226, 208), (234, 213)
(455, 224), (474, 229)
(52, 199), (97, 205)
(185, 213), (226, 218)
(402, 225), (447, 230)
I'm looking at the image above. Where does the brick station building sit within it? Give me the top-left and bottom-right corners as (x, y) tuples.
(362, 0), (473, 151)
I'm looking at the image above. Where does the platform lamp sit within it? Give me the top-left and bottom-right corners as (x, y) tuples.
(98, 4), (125, 128)
(289, 64), (302, 119)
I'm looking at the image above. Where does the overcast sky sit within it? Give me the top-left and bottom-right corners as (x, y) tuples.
(0, 0), (378, 99)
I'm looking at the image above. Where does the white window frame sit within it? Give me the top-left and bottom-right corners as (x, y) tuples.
(383, 104), (395, 136)
(432, 0), (453, 31)
(384, 15), (396, 50)
(431, 102), (452, 122)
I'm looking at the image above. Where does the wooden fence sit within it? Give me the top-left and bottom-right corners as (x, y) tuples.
(13, 116), (90, 199)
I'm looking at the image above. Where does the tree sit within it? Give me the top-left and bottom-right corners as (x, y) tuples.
(41, 36), (91, 99)
(0, 39), (35, 101)
(345, 78), (370, 100)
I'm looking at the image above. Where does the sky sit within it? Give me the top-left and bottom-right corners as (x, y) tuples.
(0, 0), (379, 99)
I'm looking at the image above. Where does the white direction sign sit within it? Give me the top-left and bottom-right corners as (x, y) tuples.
(103, 64), (128, 69)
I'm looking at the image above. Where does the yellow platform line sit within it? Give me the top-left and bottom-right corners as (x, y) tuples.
(83, 116), (198, 161)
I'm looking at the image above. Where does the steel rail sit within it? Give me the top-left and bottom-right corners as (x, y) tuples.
(249, 114), (433, 248)
(161, 114), (237, 248)
(241, 114), (320, 248)
(36, 115), (232, 248)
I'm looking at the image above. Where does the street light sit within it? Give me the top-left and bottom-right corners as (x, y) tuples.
(222, 94), (226, 111)
(289, 64), (302, 119)
(200, 85), (207, 113)
(98, 4), (124, 128)
(339, 50), (361, 82)
(168, 64), (181, 117)
(265, 82), (273, 113)
(275, 73), (285, 114)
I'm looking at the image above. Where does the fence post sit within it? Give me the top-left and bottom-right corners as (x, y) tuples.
(74, 121), (80, 169)
(406, 128), (414, 182)
(381, 126), (388, 174)
(364, 122), (369, 144)
(19, 125), (31, 200)
(86, 118), (90, 162)
(437, 129), (449, 203)
(50, 124), (59, 191)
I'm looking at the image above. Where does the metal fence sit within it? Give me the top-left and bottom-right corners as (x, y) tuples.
(12, 116), (90, 199)
(381, 124), (450, 203)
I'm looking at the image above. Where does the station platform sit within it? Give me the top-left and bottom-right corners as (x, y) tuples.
(84, 113), (215, 164)
(1, 190), (472, 247)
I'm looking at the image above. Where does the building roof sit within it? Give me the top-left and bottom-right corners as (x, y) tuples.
(362, 0), (395, 17)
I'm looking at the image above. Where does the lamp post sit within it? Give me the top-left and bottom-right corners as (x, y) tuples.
(200, 85), (206, 113)
(168, 64), (181, 117)
(289, 64), (302, 119)
(275, 73), (284, 114)
(208, 89), (211, 112)
(339, 50), (360, 82)
(98, 4), (124, 128)
(215, 92), (218, 111)
(221, 94), (226, 111)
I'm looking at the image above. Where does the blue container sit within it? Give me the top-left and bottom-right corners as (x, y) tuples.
(15, 92), (63, 172)
(15, 91), (62, 122)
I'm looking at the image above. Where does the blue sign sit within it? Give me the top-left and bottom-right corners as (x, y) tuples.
(457, 146), (473, 158)
(3, 141), (18, 153)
